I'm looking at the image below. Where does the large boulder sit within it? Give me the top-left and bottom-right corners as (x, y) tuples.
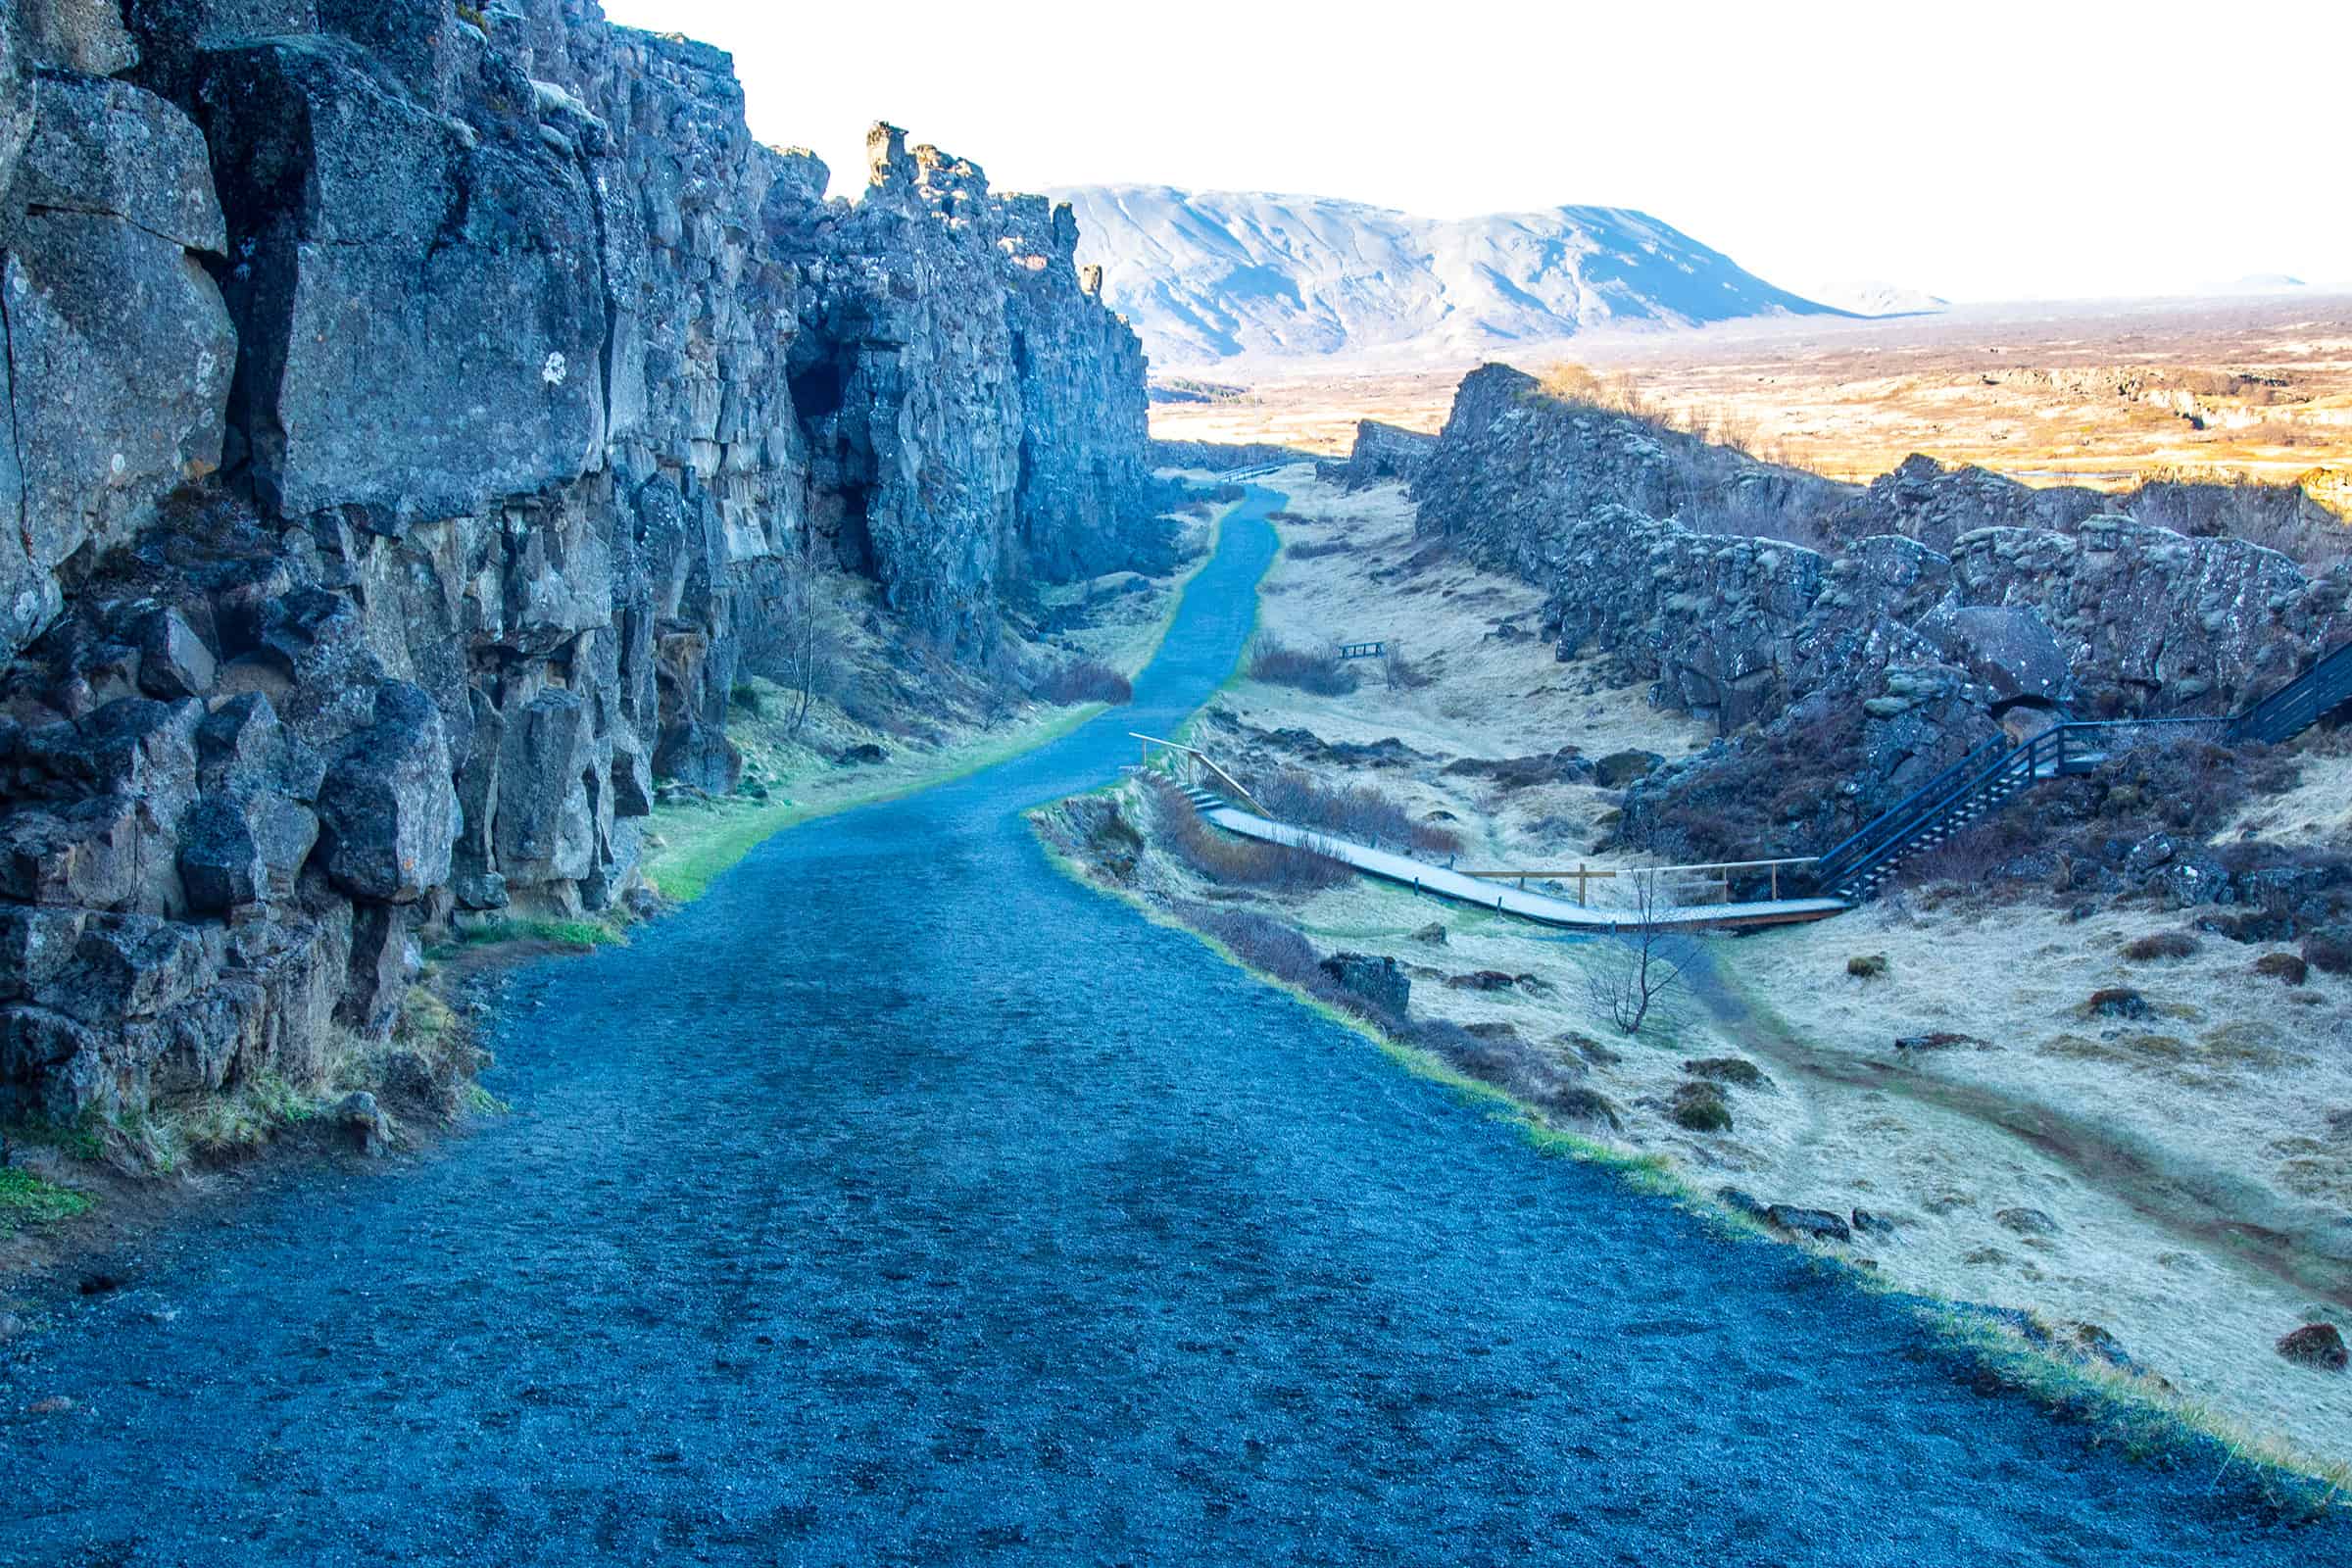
(1318, 951), (1410, 1020)
(316, 682), (459, 904)
(197, 37), (608, 524)
(1912, 603), (2072, 711)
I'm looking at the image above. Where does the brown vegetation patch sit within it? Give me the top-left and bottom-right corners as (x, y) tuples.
(1246, 637), (1358, 696)
(1683, 1056), (1772, 1091)
(1252, 767), (1462, 857)
(1034, 659), (1133, 706)
(1669, 1080), (1734, 1133)
(2122, 931), (2200, 962)
(1147, 778), (1353, 895)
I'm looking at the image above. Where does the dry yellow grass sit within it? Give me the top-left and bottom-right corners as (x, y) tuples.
(1153, 296), (2352, 496)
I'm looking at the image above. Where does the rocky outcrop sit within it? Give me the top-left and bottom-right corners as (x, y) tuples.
(1149, 438), (1309, 472)
(1941, 517), (2337, 715)
(1415, 365), (2347, 734)
(1414, 364), (2350, 874)
(1318, 420), (1437, 492)
(1827, 454), (2108, 556)
(1412, 365), (1852, 573)
(0, 1), (1158, 1118)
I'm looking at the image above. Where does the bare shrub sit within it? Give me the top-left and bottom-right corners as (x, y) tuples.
(1536, 362), (1649, 417)
(1148, 778), (1353, 894)
(1282, 538), (1356, 561)
(1585, 872), (1700, 1035)
(1382, 647), (1433, 691)
(1035, 659), (1133, 707)
(1408, 1017), (1616, 1126)
(2121, 931), (2200, 961)
(1251, 767), (1461, 857)
(1892, 812), (2042, 891)
(735, 552), (849, 737)
(1247, 637), (1359, 696)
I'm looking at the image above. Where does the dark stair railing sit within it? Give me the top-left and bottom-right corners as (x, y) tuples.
(1808, 728), (2077, 900)
(1807, 719), (2226, 901)
(2228, 639), (2352, 747)
(1810, 644), (2352, 903)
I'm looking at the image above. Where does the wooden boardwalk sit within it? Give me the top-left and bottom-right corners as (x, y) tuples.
(1200, 804), (1847, 932)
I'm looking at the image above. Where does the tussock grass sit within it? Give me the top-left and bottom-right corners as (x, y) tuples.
(105, 984), (482, 1175)
(1246, 637), (1358, 696)
(1145, 777), (1353, 893)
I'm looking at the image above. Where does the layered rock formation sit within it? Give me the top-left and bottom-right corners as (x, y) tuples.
(1417, 366), (2343, 732)
(1318, 420), (1438, 493)
(0, 0), (1160, 1118)
(1412, 365), (2348, 853)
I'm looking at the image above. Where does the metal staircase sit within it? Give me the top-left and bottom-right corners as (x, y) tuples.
(1813, 643), (2351, 903)
(1808, 725), (2115, 901)
(2228, 639), (2352, 746)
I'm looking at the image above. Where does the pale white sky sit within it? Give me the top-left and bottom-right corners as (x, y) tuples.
(604, 0), (2352, 303)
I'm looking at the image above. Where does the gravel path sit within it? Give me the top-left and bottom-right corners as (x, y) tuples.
(1, 492), (2341, 1565)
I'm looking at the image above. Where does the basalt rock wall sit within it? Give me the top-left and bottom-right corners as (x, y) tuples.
(1413, 363), (2347, 862)
(1414, 365), (2345, 733)
(0, 0), (1159, 1118)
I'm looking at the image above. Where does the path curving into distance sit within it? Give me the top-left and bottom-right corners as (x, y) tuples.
(2, 490), (2340, 1565)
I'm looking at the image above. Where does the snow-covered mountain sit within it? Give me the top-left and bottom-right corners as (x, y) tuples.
(1047, 185), (1846, 368)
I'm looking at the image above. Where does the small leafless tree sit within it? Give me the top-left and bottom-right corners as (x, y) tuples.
(1586, 871), (1703, 1036)
(977, 636), (1024, 730)
(740, 552), (847, 737)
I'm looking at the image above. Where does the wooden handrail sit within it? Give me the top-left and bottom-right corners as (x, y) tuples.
(1461, 857), (1817, 905)
(1129, 732), (1269, 815)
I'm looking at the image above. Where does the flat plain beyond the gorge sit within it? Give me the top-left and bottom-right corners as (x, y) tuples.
(1153, 294), (2352, 497)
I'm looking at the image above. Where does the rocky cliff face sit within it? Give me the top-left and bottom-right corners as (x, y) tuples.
(1417, 366), (2343, 731)
(1318, 420), (1437, 493)
(1412, 365), (2348, 853)
(0, 0), (1160, 1119)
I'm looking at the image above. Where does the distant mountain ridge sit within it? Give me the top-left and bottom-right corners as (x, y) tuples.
(1048, 185), (1848, 368)
(1798, 280), (1951, 318)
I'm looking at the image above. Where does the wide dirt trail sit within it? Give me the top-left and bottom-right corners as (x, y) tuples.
(1, 493), (2339, 1565)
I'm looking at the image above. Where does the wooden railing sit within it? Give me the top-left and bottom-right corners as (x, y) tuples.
(1459, 858), (1816, 905)
(1129, 733), (1269, 814)
(1337, 640), (1387, 661)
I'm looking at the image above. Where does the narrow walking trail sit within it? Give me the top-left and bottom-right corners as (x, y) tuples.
(1, 492), (2339, 1565)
